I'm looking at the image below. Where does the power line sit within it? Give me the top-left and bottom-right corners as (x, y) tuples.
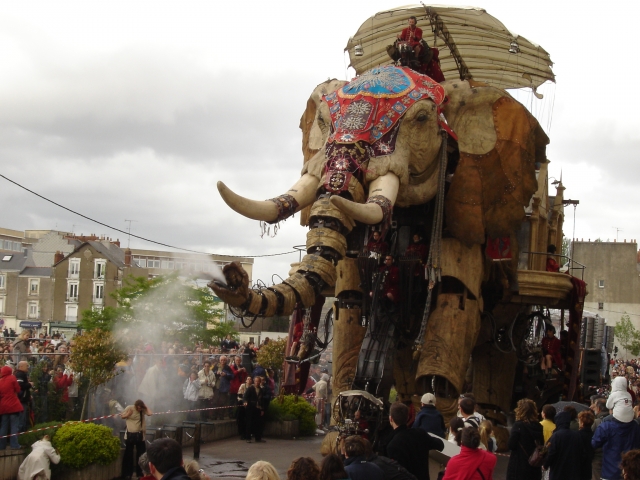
(0, 173), (297, 259)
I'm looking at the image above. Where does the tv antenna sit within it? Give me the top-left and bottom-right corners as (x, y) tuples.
(613, 227), (622, 242)
(124, 220), (137, 249)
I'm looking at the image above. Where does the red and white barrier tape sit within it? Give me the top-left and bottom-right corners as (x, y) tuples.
(0, 405), (235, 440)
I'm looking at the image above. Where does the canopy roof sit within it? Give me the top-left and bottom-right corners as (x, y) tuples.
(345, 4), (555, 91)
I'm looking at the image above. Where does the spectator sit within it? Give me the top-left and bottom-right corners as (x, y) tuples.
(212, 355), (234, 419)
(0, 365), (24, 450)
(361, 437), (417, 480)
(121, 399), (153, 480)
(343, 436), (383, 480)
(12, 331), (31, 363)
(237, 376), (252, 440)
(592, 403), (640, 480)
(386, 401), (444, 480)
(138, 452), (155, 480)
(244, 376), (261, 443)
(313, 374), (329, 429)
(184, 460), (212, 480)
(608, 376), (635, 423)
(253, 376), (271, 442)
(221, 335), (239, 352)
(64, 362), (81, 420)
(15, 361), (32, 432)
(543, 411), (585, 480)
(621, 450), (640, 480)
(287, 457), (320, 480)
(147, 438), (190, 480)
(230, 355), (248, 411)
(413, 393), (446, 438)
(17, 434), (60, 480)
(197, 361), (216, 421)
(183, 372), (201, 421)
(138, 357), (165, 416)
(563, 405), (579, 431)
(540, 405), (556, 443)
(478, 420), (498, 453)
(459, 397), (480, 429)
(320, 453), (349, 480)
(449, 417), (465, 446)
(578, 410), (595, 480)
(442, 427), (497, 480)
(246, 460), (280, 480)
(506, 399), (544, 480)
(591, 398), (609, 480)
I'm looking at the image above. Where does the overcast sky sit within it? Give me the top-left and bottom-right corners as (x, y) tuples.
(1, 0), (639, 285)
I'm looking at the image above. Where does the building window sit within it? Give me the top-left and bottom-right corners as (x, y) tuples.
(27, 301), (38, 319)
(147, 260), (161, 268)
(0, 274), (5, 289)
(95, 284), (104, 301)
(598, 280), (605, 288)
(13, 242), (21, 251)
(94, 260), (106, 279)
(66, 305), (78, 322)
(161, 261), (174, 270)
(135, 258), (147, 267)
(0, 297), (4, 314)
(67, 282), (79, 302)
(29, 278), (39, 295)
(598, 302), (604, 310)
(69, 259), (80, 278)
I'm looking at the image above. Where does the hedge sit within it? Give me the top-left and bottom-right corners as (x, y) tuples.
(52, 422), (120, 469)
(267, 395), (317, 436)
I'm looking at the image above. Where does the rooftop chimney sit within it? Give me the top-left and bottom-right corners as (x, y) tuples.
(124, 248), (132, 266)
(54, 251), (64, 264)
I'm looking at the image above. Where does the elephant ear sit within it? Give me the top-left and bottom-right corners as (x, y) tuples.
(445, 93), (548, 246)
(298, 79), (347, 226)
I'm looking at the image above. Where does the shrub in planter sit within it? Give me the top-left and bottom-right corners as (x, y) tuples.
(52, 422), (120, 469)
(18, 421), (63, 450)
(267, 395), (316, 436)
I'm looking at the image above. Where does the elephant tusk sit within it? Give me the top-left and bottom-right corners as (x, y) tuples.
(217, 174), (319, 223)
(329, 173), (400, 225)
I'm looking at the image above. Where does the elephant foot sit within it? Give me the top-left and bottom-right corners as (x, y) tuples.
(208, 262), (250, 307)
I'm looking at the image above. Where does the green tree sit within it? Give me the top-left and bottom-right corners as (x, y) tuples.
(80, 273), (231, 346)
(257, 337), (287, 371)
(70, 329), (128, 420)
(614, 314), (640, 357)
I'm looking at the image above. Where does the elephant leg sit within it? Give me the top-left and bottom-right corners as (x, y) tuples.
(415, 292), (481, 422)
(332, 257), (366, 396)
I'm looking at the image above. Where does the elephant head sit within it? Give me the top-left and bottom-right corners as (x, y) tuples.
(211, 66), (546, 324)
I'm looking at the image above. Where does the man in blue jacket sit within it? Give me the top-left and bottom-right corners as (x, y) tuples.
(412, 393), (445, 438)
(212, 355), (234, 419)
(592, 413), (640, 480)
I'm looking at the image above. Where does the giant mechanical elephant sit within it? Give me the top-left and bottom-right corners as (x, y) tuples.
(211, 65), (548, 420)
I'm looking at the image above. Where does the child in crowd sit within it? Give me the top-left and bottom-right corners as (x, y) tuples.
(607, 376), (635, 423)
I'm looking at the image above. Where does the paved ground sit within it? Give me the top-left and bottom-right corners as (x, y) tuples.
(182, 434), (510, 480)
(183, 435), (325, 479)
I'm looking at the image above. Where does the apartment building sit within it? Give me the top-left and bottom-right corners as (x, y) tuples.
(572, 240), (640, 346)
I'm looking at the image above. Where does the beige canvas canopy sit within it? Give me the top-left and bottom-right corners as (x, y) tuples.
(345, 4), (555, 91)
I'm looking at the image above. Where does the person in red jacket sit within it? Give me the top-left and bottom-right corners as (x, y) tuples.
(0, 365), (24, 449)
(541, 325), (563, 378)
(443, 426), (497, 480)
(53, 365), (73, 403)
(397, 16), (423, 56)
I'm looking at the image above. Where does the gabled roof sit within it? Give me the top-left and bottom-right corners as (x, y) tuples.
(54, 241), (126, 268)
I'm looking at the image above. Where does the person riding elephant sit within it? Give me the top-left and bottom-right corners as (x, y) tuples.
(210, 65), (548, 415)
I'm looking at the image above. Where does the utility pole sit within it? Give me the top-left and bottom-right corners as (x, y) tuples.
(124, 220), (137, 249)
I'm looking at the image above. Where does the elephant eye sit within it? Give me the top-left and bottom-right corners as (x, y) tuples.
(416, 112), (429, 122)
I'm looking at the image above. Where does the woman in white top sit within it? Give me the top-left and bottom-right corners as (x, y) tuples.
(120, 399), (152, 480)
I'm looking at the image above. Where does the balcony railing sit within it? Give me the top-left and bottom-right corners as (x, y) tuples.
(66, 296), (79, 303)
(93, 297), (104, 304)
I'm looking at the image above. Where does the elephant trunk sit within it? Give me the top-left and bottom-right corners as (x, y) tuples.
(217, 173), (319, 223)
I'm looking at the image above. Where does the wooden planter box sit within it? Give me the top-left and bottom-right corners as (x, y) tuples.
(53, 449), (124, 480)
(263, 419), (299, 438)
(0, 448), (26, 480)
